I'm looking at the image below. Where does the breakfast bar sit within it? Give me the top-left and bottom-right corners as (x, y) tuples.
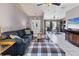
(65, 29), (79, 47)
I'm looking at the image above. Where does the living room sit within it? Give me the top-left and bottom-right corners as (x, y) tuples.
(0, 3), (79, 56)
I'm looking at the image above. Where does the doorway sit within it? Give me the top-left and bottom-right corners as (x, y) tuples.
(44, 20), (61, 33)
(31, 20), (41, 37)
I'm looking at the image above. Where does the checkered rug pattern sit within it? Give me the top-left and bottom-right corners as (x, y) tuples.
(25, 39), (65, 56)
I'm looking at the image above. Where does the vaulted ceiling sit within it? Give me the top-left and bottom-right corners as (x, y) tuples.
(19, 3), (79, 19)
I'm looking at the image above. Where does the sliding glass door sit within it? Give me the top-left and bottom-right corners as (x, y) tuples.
(44, 20), (61, 33)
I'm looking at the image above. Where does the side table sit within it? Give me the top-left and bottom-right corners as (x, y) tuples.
(0, 39), (15, 55)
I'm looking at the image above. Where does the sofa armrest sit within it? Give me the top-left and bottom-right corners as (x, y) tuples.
(12, 38), (25, 44)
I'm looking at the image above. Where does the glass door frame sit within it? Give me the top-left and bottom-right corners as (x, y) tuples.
(44, 20), (61, 33)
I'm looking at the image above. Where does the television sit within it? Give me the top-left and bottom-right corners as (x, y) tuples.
(68, 17), (79, 29)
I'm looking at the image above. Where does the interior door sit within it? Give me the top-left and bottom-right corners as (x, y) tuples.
(31, 20), (40, 37)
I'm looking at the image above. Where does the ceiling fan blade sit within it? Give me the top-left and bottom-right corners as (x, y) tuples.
(52, 3), (61, 6)
(37, 4), (43, 6)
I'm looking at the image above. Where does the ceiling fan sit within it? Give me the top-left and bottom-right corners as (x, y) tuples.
(37, 3), (61, 6)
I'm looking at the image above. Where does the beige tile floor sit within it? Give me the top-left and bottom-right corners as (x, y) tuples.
(24, 32), (79, 56)
(55, 32), (79, 56)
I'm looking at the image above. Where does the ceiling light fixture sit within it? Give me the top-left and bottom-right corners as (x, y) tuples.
(37, 3), (61, 6)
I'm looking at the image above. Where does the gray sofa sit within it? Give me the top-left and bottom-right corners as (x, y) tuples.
(1, 28), (33, 56)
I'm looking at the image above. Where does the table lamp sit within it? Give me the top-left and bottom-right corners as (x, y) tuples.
(0, 27), (4, 39)
(0, 27), (1, 37)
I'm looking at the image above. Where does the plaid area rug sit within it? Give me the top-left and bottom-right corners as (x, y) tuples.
(24, 39), (65, 56)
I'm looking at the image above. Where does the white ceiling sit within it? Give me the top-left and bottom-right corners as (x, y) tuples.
(20, 3), (42, 16)
(19, 3), (79, 19)
(60, 3), (79, 11)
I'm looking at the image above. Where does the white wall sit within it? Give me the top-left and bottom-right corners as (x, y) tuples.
(66, 5), (79, 19)
(0, 3), (29, 32)
(16, 9), (29, 29)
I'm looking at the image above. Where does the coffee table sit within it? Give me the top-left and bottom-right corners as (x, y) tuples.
(37, 32), (45, 42)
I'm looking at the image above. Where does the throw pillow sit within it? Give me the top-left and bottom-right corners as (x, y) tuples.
(25, 30), (31, 35)
(1, 35), (9, 39)
(10, 35), (21, 39)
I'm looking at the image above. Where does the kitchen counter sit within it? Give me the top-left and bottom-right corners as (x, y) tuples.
(65, 29), (79, 47)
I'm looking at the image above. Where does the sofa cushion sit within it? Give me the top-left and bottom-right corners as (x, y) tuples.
(10, 35), (24, 42)
(10, 35), (21, 39)
(17, 30), (26, 38)
(1, 32), (10, 39)
(9, 31), (18, 35)
(1, 31), (19, 39)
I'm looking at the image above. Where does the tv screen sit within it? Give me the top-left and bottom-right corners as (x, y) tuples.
(68, 17), (79, 29)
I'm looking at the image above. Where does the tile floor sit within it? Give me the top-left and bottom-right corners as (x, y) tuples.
(24, 32), (79, 56)
(55, 32), (79, 56)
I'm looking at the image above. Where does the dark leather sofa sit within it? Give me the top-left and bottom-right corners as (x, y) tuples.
(1, 28), (33, 56)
